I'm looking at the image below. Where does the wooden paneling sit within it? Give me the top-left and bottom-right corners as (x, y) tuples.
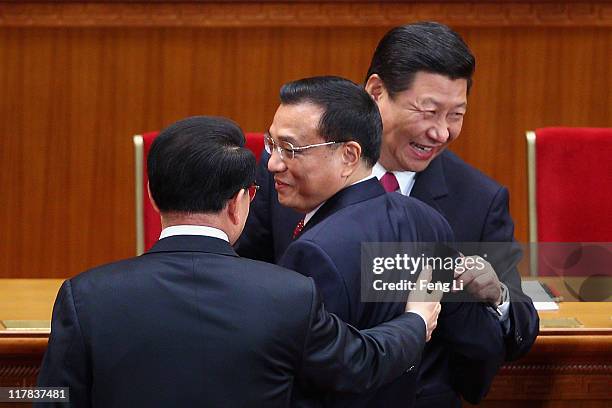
(0, 2), (610, 278)
(454, 26), (612, 246)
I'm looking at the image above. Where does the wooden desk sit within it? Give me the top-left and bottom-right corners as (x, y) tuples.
(1, 279), (611, 406)
(468, 303), (612, 407)
(0, 279), (62, 392)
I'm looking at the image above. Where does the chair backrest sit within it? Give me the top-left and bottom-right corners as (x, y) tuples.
(526, 127), (612, 275)
(133, 131), (265, 255)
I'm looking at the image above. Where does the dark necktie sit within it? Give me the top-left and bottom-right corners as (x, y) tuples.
(292, 218), (305, 239)
(380, 172), (400, 192)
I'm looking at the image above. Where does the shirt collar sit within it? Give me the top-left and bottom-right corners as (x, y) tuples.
(372, 162), (416, 196)
(159, 225), (229, 242)
(304, 203), (324, 225)
(303, 173), (376, 225)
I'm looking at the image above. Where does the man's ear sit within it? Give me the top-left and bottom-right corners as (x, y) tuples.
(340, 141), (362, 177)
(147, 182), (160, 213)
(227, 188), (247, 226)
(365, 74), (386, 102)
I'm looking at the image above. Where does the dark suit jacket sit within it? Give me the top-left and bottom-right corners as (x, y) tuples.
(237, 150), (539, 406)
(277, 178), (508, 408)
(409, 150), (539, 363)
(37, 235), (428, 407)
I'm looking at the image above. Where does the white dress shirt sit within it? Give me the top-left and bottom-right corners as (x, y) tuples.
(372, 163), (416, 196)
(159, 225), (229, 242)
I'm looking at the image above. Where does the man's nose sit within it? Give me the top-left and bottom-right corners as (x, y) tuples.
(426, 120), (451, 144)
(267, 149), (287, 173)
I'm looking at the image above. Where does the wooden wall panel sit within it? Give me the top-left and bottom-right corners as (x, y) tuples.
(0, 1), (610, 278)
(454, 26), (612, 247)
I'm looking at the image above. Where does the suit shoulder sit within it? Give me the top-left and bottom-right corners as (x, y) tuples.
(387, 193), (454, 238)
(234, 256), (314, 287)
(387, 192), (442, 214)
(70, 256), (140, 285)
(385, 192), (449, 226)
(72, 254), (312, 294)
(228, 257), (317, 312)
(441, 150), (504, 196)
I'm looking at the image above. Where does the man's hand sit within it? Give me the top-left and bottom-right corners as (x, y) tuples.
(454, 255), (502, 304)
(406, 266), (442, 342)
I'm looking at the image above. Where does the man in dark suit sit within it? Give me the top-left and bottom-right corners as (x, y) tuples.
(36, 116), (443, 407)
(237, 23), (538, 407)
(240, 76), (505, 407)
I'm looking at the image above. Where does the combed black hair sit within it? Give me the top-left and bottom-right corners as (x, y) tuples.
(279, 76), (381, 167)
(147, 116), (256, 213)
(366, 22), (475, 97)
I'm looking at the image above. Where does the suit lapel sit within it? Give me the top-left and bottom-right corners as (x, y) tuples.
(301, 178), (386, 235)
(410, 153), (449, 213)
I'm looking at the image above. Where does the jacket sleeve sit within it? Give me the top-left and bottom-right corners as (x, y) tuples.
(482, 186), (539, 361)
(298, 278), (426, 393)
(444, 186), (539, 403)
(418, 195), (507, 403)
(36, 280), (91, 408)
(436, 299), (506, 403)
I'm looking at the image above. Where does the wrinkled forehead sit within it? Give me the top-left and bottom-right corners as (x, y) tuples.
(399, 72), (468, 108)
(269, 102), (325, 146)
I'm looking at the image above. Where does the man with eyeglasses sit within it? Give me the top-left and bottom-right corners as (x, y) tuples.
(238, 23), (538, 408)
(38, 115), (447, 407)
(240, 76), (505, 408)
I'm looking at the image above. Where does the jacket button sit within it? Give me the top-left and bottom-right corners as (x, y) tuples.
(407, 365), (415, 372)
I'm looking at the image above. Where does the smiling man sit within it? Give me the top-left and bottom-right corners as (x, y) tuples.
(37, 116), (448, 408)
(237, 22), (538, 407)
(366, 71), (466, 174)
(267, 101), (355, 214)
(245, 76), (507, 408)
(364, 24), (523, 318)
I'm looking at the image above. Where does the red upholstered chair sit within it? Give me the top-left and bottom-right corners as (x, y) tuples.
(526, 127), (612, 275)
(133, 131), (264, 255)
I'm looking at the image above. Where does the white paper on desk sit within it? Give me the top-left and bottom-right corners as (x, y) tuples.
(521, 281), (560, 311)
(532, 301), (560, 311)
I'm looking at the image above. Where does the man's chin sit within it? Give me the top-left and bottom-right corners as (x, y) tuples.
(278, 195), (310, 214)
(400, 152), (440, 172)
(277, 194), (296, 210)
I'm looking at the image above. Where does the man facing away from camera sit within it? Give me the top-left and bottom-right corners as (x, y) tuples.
(36, 115), (445, 408)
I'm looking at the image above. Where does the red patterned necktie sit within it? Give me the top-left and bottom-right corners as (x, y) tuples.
(292, 218), (305, 239)
(380, 172), (400, 192)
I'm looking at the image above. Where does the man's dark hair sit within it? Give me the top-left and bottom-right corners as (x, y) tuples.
(147, 116), (256, 213)
(366, 22), (475, 97)
(279, 76), (382, 167)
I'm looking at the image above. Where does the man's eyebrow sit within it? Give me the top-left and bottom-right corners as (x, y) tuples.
(278, 136), (296, 144)
(420, 97), (467, 109)
(267, 127), (299, 145)
(277, 135), (299, 145)
(418, 97), (438, 107)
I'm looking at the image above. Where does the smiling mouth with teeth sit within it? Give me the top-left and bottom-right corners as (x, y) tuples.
(410, 142), (433, 152)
